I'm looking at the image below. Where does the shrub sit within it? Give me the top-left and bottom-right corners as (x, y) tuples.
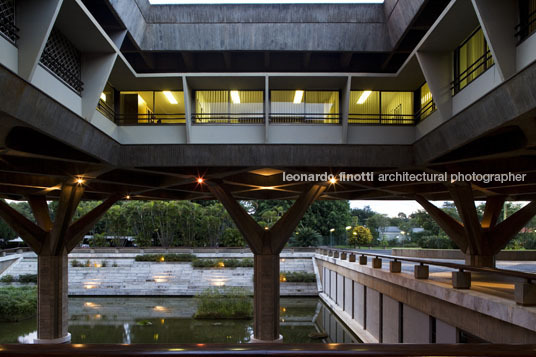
(289, 226), (322, 247)
(0, 286), (37, 322)
(112, 262), (118, 267)
(192, 258), (254, 268)
(101, 261), (108, 268)
(281, 271), (316, 283)
(18, 274), (37, 284)
(194, 287), (252, 319)
(71, 259), (84, 267)
(0, 275), (14, 283)
(134, 254), (195, 262)
(220, 227), (245, 247)
(84, 259), (91, 267)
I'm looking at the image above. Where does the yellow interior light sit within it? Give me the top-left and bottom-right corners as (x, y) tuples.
(357, 90), (372, 104)
(163, 91), (178, 104)
(100, 93), (106, 102)
(230, 90), (241, 104)
(293, 90), (304, 104)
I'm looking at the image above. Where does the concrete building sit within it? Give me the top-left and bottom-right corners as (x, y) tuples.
(0, 0), (535, 350)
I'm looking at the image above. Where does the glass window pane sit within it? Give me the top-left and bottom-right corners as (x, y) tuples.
(119, 91), (154, 124)
(154, 91), (185, 124)
(195, 90), (263, 124)
(349, 90), (380, 124)
(381, 92), (413, 124)
(305, 91), (339, 123)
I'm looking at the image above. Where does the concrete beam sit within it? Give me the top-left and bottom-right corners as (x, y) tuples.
(416, 51), (452, 120)
(472, 0), (517, 80)
(16, 0), (63, 81)
(82, 53), (118, 121)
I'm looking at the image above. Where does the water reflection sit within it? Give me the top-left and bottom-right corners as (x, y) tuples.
(0, 297), (360, 344)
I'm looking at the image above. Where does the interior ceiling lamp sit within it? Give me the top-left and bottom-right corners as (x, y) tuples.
(357, 90), (372, 104)
(293, 90), (304, 104)
(163, 91), (178, 104)
(230, 90), (241, 104)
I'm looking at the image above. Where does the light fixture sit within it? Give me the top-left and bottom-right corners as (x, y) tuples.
(329, 177), (337, 184)
(230, 90), (241, 104)
(293, 90), (304, 104)
(163, 91), (178, 104)
(357, 90), (372, 104)
(265, 226), (269, 230)
(197, 177), (204, 184)
(138, 95), (146, 105)
(76, 177), (85, 185)
(330, 228), (335, 232)
(346, 226), (352, 230)
(125, 195), (131, 200)
(261, 186), (275, 190)
(100, 93), (106, 102)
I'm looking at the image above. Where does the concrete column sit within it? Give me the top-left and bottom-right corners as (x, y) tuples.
(252, 254), (282, 342)
(452, 270), (471, 289)
(389, 260), (401, 273)
(35, 253), (70, 343)
(414, 264), (429, 279)
(372, 257), (382, 269)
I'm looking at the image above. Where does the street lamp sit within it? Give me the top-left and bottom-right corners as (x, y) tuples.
(400, 231), (406, 247)
(329, 228), (335, 247)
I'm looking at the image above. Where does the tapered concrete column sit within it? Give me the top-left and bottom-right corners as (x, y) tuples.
(252, 254), (282, 342)
(465, 254), (495, 268)
(35, 253), (70, 343)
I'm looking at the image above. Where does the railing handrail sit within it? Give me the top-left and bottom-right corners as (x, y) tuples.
(450, 50), (493, 93)
(320, 247), (536, 282)
(2, 343), (536, 356)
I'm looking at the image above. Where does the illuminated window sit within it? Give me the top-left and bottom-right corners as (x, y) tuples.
(270, 90), (339, 124)
(118, 91), (185, 125)
(349, 91), (413, 124)
(417, 83), (436, 121)
(452, 28), (494, 94)
(194, 90), (263, 124)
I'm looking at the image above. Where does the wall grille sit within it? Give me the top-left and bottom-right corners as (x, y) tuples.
(0, 0), (18, 43)
(40, 28), (84, 94)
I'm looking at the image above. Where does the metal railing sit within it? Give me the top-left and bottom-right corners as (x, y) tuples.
(515, 9), (536, 43)
(39, 53), (84, 94)
(270, 113), (340, 124)
(97, 101), (115, 121)
(348, 113), (415, 125)
(319, 248), (536, 283)
(0, 3), (18, 44)
(451, 50), (494, 95)
(193, 113), (264, 124)
(115, 113), (186, 125)
(1, 343), (536, 356)
(415, 100), (437, 122)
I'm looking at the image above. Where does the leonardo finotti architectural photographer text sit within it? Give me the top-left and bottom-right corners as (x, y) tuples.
(282, 171), (527, 184)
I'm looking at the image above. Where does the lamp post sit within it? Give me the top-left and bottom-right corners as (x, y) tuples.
(345, 226), (352, 247)
(329, 228), (335, 247)
(400, 230), (405, 248)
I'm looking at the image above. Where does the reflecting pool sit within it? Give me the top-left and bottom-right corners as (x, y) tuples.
(0, 297), (360, 344)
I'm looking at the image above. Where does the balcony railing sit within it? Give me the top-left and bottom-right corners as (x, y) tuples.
(115, 113), (186, 125)
(415, 100), (437, 122)
(348, 113), (415, 125)
(193, 113), (264, 124)
(451, 50), (494, 95)
(269, 113), (340, 124)
(515, 9), (536, 43)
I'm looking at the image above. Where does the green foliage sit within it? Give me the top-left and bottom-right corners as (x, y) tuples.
(289, 226), (322, 247)
(101, 261), (108, 268)
(366, 213), (390, 241)
(281, 271), (316, 283)
(85, 259), (91, 267)
(0, 275), (14, 283)
(134, 253), (195, 262)
(414, 235), (457, 249)
(192, 258), (254, 268)
(18, 274), (37, 284)
(90, 233), (108, 247)
(220, 227), (245, 247)
(194, 287), (252, 319)
(348, 225), (373, 248)
(71, 259), (84, 267)
(0, 286), (37, 322)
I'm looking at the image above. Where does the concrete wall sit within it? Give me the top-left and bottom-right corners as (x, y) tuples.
(452, 66), (502, 116)
(31, 65), (82, 116)
(0, 37), (18, 73)
(315, 254), (536, 344)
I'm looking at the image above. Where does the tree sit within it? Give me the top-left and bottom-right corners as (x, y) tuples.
(220, 227), (245, 247)
(289, 226), (322, 247)
(366, 213), (389, 241)
(348, 226), (373, 248)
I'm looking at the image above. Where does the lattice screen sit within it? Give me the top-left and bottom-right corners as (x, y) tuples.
(0, 0), (18, 43)
(40, 28), (84, 94)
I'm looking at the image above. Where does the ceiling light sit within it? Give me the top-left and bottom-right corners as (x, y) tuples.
(163, 91), (178, 104)
(293, 90), (304, 104)
(100, 93), (106, 102)
(357, 90), (372, 104)
(125, 195), (131, 200)
(76, 178), (85, 185)
(261, 186), (275, 190)
(230, 90), (240, 104)
(197, 177), (204, 184)
(329, 177), (337, 184)
(138, 95), (146, 106)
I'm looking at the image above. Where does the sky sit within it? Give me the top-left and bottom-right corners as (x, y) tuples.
(349, 200), (437, 217)
(150, 0), (383, 4)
